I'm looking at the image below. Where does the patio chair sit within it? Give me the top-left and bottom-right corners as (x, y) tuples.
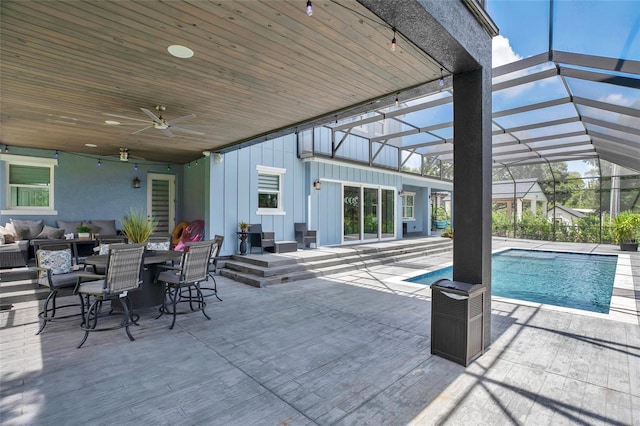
(74, 243), (146, 348)
(200, 234), (224, 301)
(35, 242), (96, 335)
(88, 236), (128, 273)
(155, 240), (215, 329)
(248, 224), (275, 254)
(294, 223), (317, 249)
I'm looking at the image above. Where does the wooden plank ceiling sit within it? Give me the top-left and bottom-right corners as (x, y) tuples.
(0, 0), (443, 164)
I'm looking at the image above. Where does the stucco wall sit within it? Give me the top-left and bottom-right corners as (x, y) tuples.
(0, 147), (184, 230)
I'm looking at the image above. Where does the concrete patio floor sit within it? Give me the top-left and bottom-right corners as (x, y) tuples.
(1, 238), (639, 425)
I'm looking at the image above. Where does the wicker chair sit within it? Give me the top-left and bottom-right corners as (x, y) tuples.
(200, 234), (224, 301)
(294, 223), (317, 249)
(155, 240), (215, 329)
(247, 224), (275, 254)
(74, 243), (146, 348)
(34, 242), (95, 335)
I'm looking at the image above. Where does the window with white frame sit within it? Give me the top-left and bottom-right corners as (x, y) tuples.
(402, 192), (415, 220)
(256, 165), (285, 215)
(2, 155), (57, 214)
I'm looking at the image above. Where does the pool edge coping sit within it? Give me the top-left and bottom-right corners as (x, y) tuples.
(388, 246), (639, 326)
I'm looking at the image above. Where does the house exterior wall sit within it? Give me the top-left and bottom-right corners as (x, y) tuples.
(0, 147), (182, 229)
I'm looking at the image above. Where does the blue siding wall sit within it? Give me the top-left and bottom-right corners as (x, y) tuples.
(206, 134), (306, 256)
(0, 147), (184, 229)
(308, 161), (402, 246)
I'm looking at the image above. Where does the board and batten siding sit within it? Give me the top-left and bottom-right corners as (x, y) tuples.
(207, 134), (307, 256)
(308, 160), (403, 246)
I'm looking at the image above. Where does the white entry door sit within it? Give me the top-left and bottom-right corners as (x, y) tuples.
(147, 173), (176, 235)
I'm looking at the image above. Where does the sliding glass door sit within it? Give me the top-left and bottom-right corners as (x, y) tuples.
(343, 185), (395, 243)
(344, 186), (361, 241)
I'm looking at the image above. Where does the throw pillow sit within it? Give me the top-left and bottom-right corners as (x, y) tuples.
(82, 221), (100, 234)
(0, 234), (4, 245)
(0, 225), (16, 244)
(98, 244), (110, 255)
(56, 220), (82, 235)
(35, 225), (66, 240)
(90, 220), (117, 236)
(11, 219), (44, 240)
(37, 248), (72, 275)
(147, 241), (170, 251)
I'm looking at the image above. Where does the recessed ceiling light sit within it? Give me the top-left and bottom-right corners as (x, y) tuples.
(167, 44), (194, 58)
(85, 143), (97, 148)
(105, 120), (120, 125)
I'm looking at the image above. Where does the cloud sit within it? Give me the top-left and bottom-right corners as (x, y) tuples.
(493, 35), (522, 68)
(599, 92), (635, 107)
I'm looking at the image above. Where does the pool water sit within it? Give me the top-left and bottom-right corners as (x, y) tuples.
(406, 249), (618, 314)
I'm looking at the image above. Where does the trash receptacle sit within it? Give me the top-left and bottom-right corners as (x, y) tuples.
(430, 279), (486, 366)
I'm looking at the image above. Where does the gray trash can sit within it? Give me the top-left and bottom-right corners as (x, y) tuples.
(430, 279), (486, 366)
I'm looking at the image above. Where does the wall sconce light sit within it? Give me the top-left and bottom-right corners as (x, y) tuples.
(399, 190), (405, 197)
(213, 152), (223, 164)
(313, 179), (321, 190)
(132, 177), (141, 189)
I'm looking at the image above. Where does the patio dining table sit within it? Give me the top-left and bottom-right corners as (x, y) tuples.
(84, 250), (182, 309)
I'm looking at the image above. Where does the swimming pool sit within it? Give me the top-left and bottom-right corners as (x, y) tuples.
(406, 249), (618, 314)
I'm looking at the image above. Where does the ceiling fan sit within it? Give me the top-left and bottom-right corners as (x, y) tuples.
(104, 105), (213, 138)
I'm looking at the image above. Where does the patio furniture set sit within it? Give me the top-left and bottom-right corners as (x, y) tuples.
(34, 238), (222, 348)
(241, 222), (316, 255)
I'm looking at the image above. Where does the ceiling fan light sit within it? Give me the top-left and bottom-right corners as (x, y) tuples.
(167, 44), (194, 59)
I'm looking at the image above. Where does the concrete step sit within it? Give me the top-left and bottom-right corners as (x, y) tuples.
(220, 238), (453, 287)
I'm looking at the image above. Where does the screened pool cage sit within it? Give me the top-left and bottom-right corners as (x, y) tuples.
(294, 0), (638, 244)
(492, 159), (640, 244)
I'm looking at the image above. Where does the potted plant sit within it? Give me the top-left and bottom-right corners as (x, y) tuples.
(76, 225), (93, 239)
(441, 226), (454, 239)
(239, 221), (249, 232)
(121, 208), (158, 243)
(612, 211), (640, 252)
(432, 207), (449, 230)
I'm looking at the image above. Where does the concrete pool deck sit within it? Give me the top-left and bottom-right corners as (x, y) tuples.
(1, 238), (639, 425)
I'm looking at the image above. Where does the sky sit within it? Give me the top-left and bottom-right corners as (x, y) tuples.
(485, 0), (640, 176)
(487, 0), (640, 66)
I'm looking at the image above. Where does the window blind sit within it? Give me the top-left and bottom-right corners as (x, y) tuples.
(9, 165), (50, 185)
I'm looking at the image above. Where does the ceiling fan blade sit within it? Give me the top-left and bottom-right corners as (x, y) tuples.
(140, 108), (162, 123)
(131, 126), (152, 135)
(171, 127), (205, 136)
(176, 124), (216, 129)
(167, 114), (196, 126)
(160, 128), (175, 138)
(107, 123), (149, 126)
(103, 113), (150, 123)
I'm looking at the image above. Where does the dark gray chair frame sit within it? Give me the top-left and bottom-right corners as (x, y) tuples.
(248, 224), (275, 254)
(155, 240), (215, 329)
(200, 234), (224, 301)
(74, 243), (146, 348)
(294, 223), (317, 249)
(35, 242), (95, 335)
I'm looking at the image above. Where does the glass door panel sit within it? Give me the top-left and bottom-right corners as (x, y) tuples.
(381, 189), (395, 238)
(363, 188), (378, 240)
(343, 186), (361, 241)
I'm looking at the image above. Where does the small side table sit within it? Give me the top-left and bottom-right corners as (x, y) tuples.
(237, 231), (249, 255)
